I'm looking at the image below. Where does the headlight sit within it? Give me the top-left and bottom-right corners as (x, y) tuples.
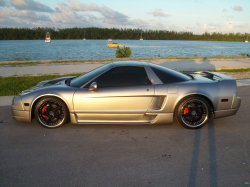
(21, 90), (33, 95)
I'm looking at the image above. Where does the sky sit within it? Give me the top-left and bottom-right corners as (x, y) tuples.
(0, 0), (249, 34)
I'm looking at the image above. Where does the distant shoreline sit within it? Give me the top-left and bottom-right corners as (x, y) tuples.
(1, 27), (248, 42)
(0, 39), (247, 42)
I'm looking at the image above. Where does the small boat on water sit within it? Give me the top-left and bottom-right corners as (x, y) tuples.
(107, 43), (124, 48)
(45, 32), (51, 43)
(245, 36), (249, 42)
(83, 29), (86, 40)
(107, 39), (113, 42)
(140, 31), (143, 40)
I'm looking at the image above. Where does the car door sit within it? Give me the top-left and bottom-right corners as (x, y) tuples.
(73, 66), (154, 121)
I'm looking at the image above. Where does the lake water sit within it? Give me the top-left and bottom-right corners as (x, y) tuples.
(0, 40), (249, 61)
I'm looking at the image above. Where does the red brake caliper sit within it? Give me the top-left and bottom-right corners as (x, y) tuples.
(42, 106), (47, 118)
(183, 107), (189, 115)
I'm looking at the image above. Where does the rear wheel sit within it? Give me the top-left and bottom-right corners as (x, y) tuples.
(34, 97), (69, 128)
(175, 96), (211, 129)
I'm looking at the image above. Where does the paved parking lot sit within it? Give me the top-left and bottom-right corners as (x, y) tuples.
(0, 86), (249, 187)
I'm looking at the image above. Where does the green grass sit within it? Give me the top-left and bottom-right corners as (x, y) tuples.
(0, 59), (106, 66)
(0, 73), (82, 96)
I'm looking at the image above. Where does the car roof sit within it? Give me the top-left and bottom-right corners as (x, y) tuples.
(112, 61), (143, 67)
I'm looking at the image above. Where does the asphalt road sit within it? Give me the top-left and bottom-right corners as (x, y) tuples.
(0, 86), (250, 187)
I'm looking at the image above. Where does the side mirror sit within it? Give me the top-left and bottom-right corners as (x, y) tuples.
(88, 82), (97, 91)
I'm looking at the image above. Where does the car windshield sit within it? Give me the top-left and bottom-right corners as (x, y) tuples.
(70, 63), (113, 87)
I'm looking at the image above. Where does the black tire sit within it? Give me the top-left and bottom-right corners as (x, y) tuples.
(34, 97), (69, 128)
(175, 96), (211, 129)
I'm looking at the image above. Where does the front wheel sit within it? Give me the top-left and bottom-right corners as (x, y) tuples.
(34, 97), (69, 128)
(175, 96), (211, 129)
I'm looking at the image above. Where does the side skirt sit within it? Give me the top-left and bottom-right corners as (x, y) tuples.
(69, 113), (173, 125)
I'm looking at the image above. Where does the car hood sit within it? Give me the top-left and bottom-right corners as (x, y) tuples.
(30, 76), (76, 90)
(19, 76), (76, 95)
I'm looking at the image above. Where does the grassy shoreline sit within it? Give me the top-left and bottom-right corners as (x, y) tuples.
(0, 56), (249, 66)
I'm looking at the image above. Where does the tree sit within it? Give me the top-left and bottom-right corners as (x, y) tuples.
(115, 46), (132, 58)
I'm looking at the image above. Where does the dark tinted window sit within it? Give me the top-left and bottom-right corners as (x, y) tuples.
(70, 64), (112, 87)
(87, 66), (151, 88)
(149, 63), (190, 84)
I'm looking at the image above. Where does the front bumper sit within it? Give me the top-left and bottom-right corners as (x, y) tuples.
(12, 109), (31, 122)
(11, 95), (31, 122)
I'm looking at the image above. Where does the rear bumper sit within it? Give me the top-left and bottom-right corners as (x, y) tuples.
(214, 108), (239, 119)
(214, 96), (241, 119)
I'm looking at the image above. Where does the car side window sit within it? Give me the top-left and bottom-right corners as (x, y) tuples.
(90, 66), (151, 88)
(149, 63), (190, 84)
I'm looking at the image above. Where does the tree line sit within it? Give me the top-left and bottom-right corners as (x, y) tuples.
(0, 27), (249, 42)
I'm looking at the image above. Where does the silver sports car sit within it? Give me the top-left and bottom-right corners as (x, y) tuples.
(11, 61), (241, 129)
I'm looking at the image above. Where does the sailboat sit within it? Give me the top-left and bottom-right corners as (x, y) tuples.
(140, 31), (143, 40)
(45, 32), (51, 43)
(83, 29), (86, 40)
(245, 36), (249, 42)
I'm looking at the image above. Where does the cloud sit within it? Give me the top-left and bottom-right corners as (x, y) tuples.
(53, 3), (84, 26)
(67, 1), (129, 24)
(129, 19), (149, 28)
(0, 0), (56, 28)
(202, 24), (207, 30)
(222, 9), (226, 12)
(182, 26), (192, 32)
(52, 1), (133, 28)
(0, 0), (6, 7)
(10, 0), (54, 13)
(0, 13), (53, 28)
(53, 3), (102, 28)
(201, 21), (250, 34)
(55, 7), (62, 13)
(101, 5), (126, 19)
(0, 0), (161, 29)
(232, 6), (243, 12)
(224, 16), (234, 19)
(148, 9), (171, 17)
(68, 1), (100, 12)
(0, 7), (52, 22)
(0, 17), (32, 27)
(208, 23), (220, 27)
